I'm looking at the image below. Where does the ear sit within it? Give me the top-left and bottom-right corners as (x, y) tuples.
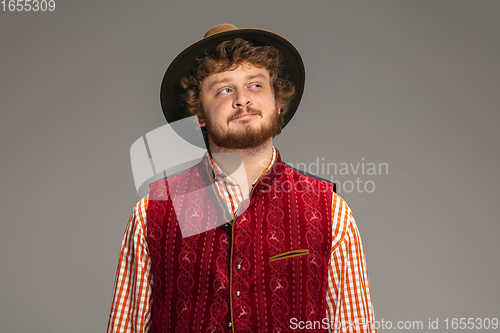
(277, 105), (282, 115)
(196, 113), (206, 127)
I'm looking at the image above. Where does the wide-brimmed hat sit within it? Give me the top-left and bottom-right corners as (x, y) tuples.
(160, 24), (305, 139)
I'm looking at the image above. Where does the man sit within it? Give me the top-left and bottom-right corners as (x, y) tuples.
(108, 24), (376, 332)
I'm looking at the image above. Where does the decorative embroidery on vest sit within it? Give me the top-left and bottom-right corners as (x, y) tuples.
(254, 199), (269, 332)
(208, 232), (230, 332)
(147, 155), (333, 333)
(267, 186), (290, 332)
(232, 212), (253, 333)
(303, 177), (327, 323)
(192, 228), (215, 331)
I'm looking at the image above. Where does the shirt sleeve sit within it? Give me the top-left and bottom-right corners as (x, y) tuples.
(325, 193), (376, 332)
(107, 195), (153, 333)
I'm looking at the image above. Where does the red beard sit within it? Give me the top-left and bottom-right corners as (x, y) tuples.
(204, 107), (279, 150)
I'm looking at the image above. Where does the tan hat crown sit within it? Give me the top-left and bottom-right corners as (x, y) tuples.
(203, 24), (238, 38)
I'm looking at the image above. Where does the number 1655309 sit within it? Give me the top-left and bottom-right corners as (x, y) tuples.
(2, 0), (55, 11)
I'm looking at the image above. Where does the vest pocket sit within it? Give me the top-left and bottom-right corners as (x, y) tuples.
(269, 249), (309, 262)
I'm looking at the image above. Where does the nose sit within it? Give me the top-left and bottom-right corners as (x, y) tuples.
(232, 89), (252, 108)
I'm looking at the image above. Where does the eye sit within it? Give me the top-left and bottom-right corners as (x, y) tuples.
(217, 87), (232, 95)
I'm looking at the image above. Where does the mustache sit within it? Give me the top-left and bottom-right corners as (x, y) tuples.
(228, 107), (263, 121)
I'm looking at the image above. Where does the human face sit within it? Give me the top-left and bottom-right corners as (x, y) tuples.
(199, 63), (281, 150)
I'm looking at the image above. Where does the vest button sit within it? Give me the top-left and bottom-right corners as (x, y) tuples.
(236, 263), (242, 270)
(235, 291), (241, 297)
(227, 321), (232, 328)
(224, 223), (230, 228)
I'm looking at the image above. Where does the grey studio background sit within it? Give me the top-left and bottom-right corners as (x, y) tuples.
(1, 1), (499, 332)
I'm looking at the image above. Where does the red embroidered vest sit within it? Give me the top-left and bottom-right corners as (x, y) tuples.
(147, 152), (333, 332)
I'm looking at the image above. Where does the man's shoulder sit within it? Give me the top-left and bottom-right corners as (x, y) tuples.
(283, 163), (337, 193)
(149, 161), (204, 188)
(128, 194), (149, 229)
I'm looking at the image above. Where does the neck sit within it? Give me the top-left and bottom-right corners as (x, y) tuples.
(209, 139), (274, 198)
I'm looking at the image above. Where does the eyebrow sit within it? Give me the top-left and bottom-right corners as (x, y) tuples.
(208, 73), (268, 90)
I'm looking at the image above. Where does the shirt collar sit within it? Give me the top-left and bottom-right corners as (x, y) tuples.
(206, 146), (277, 185)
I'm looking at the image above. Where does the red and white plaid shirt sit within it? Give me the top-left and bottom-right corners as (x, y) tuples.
(107, 148), (376, 332)
(210, 147), (277, 218)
